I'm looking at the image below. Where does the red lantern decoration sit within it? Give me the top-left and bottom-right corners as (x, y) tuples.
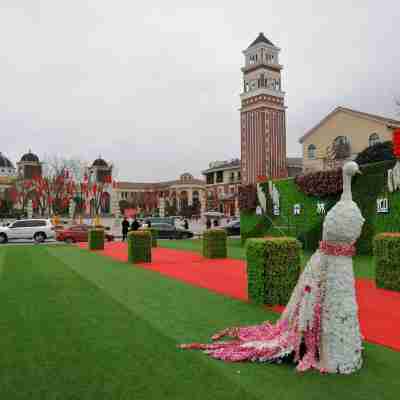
(393, 129), (400, 159)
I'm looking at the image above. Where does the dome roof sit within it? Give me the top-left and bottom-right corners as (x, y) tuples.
(92, 157), (108, 167)
(0, 152), (14, 169)
(20, 151), (39, 163)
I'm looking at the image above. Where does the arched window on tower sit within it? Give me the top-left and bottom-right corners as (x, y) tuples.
(308, 144), (316, 159)
(369, 133), (380, 147)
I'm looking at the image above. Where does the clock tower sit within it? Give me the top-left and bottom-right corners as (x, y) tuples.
(240, 33), (287, 184)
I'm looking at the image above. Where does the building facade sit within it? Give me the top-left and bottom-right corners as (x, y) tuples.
(299, 107), (400, 173)
(240, 33), (287, 185)
(202, 159), (241, 217)
(113, 173), (206, 217)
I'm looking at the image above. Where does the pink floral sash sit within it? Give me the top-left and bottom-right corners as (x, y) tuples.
(319, 240), (356, 257)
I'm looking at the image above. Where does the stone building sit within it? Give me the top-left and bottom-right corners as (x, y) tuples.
(202, 159), (241, 217)
(300, 107), (400, 173)
(0, 153), (17, 208)
(113, 173), (206, 217)
(240, 33), (287, 185)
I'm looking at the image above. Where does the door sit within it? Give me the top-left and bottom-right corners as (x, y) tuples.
(7, 220), (28, 239)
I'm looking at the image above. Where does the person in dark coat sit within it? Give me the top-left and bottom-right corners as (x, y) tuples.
(183, 219), (189, 230)
(213, 219), (219, 227)
(206, 219), (211, 229)
(131, 218), (140, 231)
(146, 219), (152, 228)
(121, 217), (130, 241)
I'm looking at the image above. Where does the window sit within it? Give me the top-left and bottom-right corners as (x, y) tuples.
(333, 136), (351, 159)
(216, 171), (223, 183)
(307, 144), (316, 159)
(237, 171), (241, 181)
(230, 172), (235, 182)
(206, 173), (214, 185)
(369, 133), (380, 147)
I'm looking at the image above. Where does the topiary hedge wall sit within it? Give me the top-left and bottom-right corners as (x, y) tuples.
(246, 237), (301, 305)
(241, 160), (397, 255)
(202, 229), (227, 258)
(373, 233), (400, 292)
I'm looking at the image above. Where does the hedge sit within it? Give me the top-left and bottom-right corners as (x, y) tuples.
(128, 231), (152, 263)
(241, 159), (397, 255)
(246, 237), (301, 305)
(143, 228), (158, 248)
(88, 228), (105, 250)
(373, 233), (400, 292)
(202, 229), (227, 258)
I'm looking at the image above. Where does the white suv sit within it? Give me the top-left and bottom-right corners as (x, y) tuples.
(0, 219), (55, 244)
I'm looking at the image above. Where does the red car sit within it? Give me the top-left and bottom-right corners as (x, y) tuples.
(56, 225), (114, 244)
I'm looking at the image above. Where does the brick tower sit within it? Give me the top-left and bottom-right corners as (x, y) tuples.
(240, 33), (287, 184)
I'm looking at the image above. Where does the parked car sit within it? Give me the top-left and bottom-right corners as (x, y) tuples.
(140, 223), (193, 239)
(0, 219), (55, 244)
(225, 220), (240, 236)
(56, 225), (114, 244)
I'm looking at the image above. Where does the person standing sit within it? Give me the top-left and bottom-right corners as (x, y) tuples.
(121, 217), (130, 241)
(206, 219), (211, 230)
(131, 217), (140, 231)
(183, 219), (189, 230)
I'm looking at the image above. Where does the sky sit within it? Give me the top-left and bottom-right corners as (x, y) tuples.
(1, 0), (399, 181)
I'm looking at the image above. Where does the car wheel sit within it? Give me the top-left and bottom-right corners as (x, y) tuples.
(0, 233), (8, 244)
(65, 237), (75, 244)
(34, 232), (46, 243)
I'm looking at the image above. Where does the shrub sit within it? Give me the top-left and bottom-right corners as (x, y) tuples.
(240, 211), (272, 245)
(202, 229), (227, 258)
(373, 233), (400, 292)
(88, 228), (105, 250)
(355, 141), (395, 166)
(246, 237), (301, 305)
(143, 228), (158, 247)
(294, 168), (343, 197)
(128, 231), (152, 263)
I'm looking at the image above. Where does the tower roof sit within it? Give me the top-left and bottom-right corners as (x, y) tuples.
(248, 32), (274, 48)
(0, 152), (14, 169)
(92, 157), (108, 167)
(20, 150), (39, 163)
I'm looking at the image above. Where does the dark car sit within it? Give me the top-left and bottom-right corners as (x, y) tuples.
(56, 225), (114, 243)
(143, 223), (194, 239)
(225, 220), (240, 236)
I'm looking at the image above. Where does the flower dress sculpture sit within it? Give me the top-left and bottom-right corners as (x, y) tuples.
(180, 161), (365, 374)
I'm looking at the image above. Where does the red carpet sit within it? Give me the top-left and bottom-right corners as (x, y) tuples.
(79, 242), (400, 352)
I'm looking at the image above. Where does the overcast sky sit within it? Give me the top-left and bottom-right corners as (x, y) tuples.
(1, 0), (399, 181)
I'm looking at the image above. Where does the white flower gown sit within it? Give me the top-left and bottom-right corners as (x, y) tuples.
(181, 162), (364, 374)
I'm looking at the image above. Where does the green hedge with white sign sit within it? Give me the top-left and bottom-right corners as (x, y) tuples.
(241, 160), (398, 255)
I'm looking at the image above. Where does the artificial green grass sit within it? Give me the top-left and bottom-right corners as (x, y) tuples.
(159, 239), (376, 279)
(0, 245), (398, 399)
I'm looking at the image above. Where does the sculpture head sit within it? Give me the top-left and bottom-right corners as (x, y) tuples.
(343, 161), (361, 177)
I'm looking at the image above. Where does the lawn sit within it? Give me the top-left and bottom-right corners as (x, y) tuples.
(0, 244), (397, 400)
(159, 238), (376, 279)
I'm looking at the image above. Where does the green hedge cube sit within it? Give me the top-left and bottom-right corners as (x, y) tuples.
(246, 237), (301, 305)
(88, 228), (105, 250)
(373, 233), (400, 292)
(143, 228), (158, 248)
(128, 231), (152, 263)
(202, 229), (227, 259)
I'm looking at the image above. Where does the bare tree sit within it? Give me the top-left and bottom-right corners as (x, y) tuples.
(42, 154), (86, 181)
